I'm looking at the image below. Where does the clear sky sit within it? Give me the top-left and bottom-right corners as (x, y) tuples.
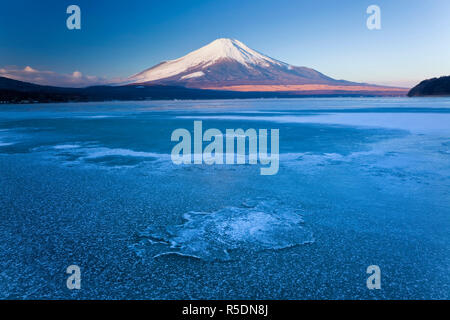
(0, 0), (449, 87)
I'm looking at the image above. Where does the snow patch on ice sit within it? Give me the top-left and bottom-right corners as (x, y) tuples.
(0, 129), (17, 147)
(76, 115), (117, 119)
(132, 199), (313, 261)
(53, 144), (81, 150)
(83, 147), (168, 160)
(0, 142), (14, 147)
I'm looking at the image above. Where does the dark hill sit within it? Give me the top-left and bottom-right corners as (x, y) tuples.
(408, 76), (450, 97)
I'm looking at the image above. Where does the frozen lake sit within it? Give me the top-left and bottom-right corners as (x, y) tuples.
(0, 97), (449, 299)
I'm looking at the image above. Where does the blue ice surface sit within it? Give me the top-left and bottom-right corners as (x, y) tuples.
(0, 97), (449, 299)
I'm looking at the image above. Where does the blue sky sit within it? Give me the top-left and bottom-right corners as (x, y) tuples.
(0, 0), (449, 87)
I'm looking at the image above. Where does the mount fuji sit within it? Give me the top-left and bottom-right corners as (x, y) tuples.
(128, 38), (406, 95)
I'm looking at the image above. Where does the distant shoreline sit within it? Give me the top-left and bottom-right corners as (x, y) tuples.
(1, 94), (411, 105)
(0, 76), (411, 104)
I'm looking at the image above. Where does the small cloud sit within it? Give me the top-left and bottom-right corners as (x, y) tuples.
(72, 71), (82, 78)
(0, 65), (122, 87)
(24, 66), (37, 72)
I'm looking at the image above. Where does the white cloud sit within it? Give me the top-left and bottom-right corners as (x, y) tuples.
(24, 66), (37, 72)
(72, 71), (82, 78)
(0, 66), (120, 87)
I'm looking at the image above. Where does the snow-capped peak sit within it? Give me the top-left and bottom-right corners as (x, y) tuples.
(130, 38), (287, 83)
(187, 38), (286, 68)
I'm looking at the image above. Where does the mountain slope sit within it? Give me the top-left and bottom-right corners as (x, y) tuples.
(128, 38), (405, 95)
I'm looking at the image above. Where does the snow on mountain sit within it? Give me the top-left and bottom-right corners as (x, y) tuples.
(130, 39), (287, 82)
(180, 71), (205, 80)
(128, 38), (364, 89)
